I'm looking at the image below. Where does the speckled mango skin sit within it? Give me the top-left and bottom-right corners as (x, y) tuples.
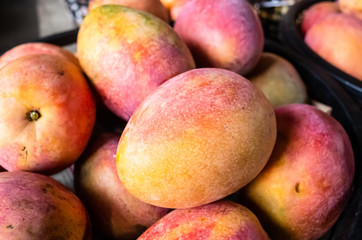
(138, 200), (270, 240)
(116, 68), (277, 209)
(305, 13), (362, 81)
(88, 0), (170, 22)
(0, 54), (96, 175)
(174, 0), (264, 75)
(246, 52), (307, 108)
(74, 132), (170, 240)
(77, 5), (195, 121)
(0, 42), (81, 70)
(0, 171), (91, 240)
(239, 104), (355, 240)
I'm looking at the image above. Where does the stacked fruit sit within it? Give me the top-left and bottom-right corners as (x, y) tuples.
(301, 0), (362, 81)
(0, 0), (356, 239)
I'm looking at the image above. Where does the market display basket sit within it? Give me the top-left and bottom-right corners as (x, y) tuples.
(2, 27), (362, 239)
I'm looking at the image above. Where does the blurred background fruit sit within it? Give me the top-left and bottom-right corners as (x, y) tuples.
(279, 0), (362, 104)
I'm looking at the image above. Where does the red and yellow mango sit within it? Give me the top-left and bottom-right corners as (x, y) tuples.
(116, 68), (276, 209)
(77, 5), (195, 121)
(138, 200), (270, 240)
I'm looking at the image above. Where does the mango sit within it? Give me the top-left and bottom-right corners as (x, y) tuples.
(0, 42), (81, 70)
(174, 0), (264, 75)
(236, 103), (355, 240)
(247, 52), (308, 108)
(304, 13), (362, 81)
(138, 200), (270, 240)
(300, 1), (340, 35)
(77, 5), (195, 121)
(116, 68), (276, 209)
(74, 132), (170, 240)
(88, 0), (169, 22)
(0, 54), (96, 175)
(0, 171), (91, 239)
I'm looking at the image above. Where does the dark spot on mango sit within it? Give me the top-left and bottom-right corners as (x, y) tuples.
(20, 146), (28, 160)
(57, 70), (65, 76)
(41, 183), (56, 195)
(46, 204), (57, 212)
(6, 224), (14, 229)
(295, 182), (301, 193)
(57, 195), (68, 201)
(21, 147), (28, 160)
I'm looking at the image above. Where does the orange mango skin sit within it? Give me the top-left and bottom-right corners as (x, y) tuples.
(138, 200), (270, 240)
(0, 54), (96, 175)
(0, 42), (81, 70)
(88, 0), (170, 22)
(339, 0), (362, 20)
(0, 171), (91, 240)
(116, 68), (277, 209)
(77, 5), (195, 121)
(239, 104), (355, 240)
(160, 0), (178, 9)
(74, 132), (170, 240)
(304, 13), (362, 81)
(174, 0), (264, 75)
